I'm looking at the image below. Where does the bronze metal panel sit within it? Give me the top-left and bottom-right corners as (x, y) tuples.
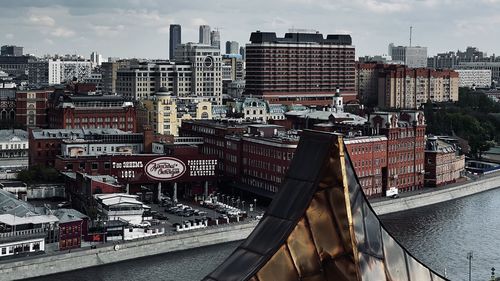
(256, 244), (300, 281)
(325, 185), (354, 255)
(322, 255), (359, 281)
(306, 190), (345, 259)
(301, 274), (328, 281)
(286, 218), (322, 277)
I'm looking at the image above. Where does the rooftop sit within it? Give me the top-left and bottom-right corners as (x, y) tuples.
(0, 130), (28, 142)
(53, 208), (88, 223)
(31, 128), (129, 140)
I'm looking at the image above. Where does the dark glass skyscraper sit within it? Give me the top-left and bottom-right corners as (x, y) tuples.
(169, 24), (181, 60)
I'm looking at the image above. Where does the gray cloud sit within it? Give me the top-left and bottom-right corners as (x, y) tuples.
(0, 0), (498, 59)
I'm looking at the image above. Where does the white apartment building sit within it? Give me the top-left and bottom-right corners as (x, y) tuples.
(455, 62), (500, 83)
(455, 69), (492, 88)
(174, 43), (223, 105)
(116, 62), (192, 100)
(28, 59), (92, 86)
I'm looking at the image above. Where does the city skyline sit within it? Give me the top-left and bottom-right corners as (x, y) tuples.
(0, 0), (499, 59)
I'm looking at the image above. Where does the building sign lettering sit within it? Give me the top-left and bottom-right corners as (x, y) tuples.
(144, 157), (186, 180)
(112, 161), (144, 169)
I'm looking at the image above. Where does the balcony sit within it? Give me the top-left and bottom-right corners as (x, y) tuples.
(0, 228), (47, 242)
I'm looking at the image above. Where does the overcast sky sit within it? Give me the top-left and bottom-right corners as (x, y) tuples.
(1, 0), (499, 60)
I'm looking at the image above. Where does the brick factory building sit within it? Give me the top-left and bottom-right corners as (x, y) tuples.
(344, 136), (388, 197)
(47, 92), (137, 132)
(424, 136), (465, 187)
(15, 90), (51, 128)
(181, 111), (427, 198)
(28, 128), (147, 167)
(245, 31), (356, 106)
(180, 120), (299, 198)
(368, 111), (426, 193)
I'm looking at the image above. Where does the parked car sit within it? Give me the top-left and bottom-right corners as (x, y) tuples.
(149, 219), (161, 226)
(134, 221), (151, 228)
(57, 201), (70, 208)
(153, 213), (169, 220)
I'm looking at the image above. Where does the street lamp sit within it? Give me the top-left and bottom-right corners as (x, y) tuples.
(467, 251), (473, 281)
(254, 199), (257, 214)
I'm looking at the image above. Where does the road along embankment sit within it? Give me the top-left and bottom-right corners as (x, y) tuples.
(372, 174), (500, 215)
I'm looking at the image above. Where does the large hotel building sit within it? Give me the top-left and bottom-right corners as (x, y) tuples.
(244, 31), (356, 106)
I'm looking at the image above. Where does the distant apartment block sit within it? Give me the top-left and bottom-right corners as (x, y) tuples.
(28, 59), (92, 86)
(101, 60), (132, 94)
(357, 62), (459, 109)
(455, 62), (500, 83)
(116, 61), (192, 100)
(245, 31), (356, 106)
(455, 69), (492, 88)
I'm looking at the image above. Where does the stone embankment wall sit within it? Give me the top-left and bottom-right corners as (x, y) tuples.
(0, 221), (258, 281)
(372, 173), (500, 215)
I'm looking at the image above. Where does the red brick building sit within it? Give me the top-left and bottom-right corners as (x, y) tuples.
(179, 120), (249, 175)
(245, 31), (356, 106)
(29, 128), (147, 167)
(53, 208), (88, 251)
(369, 111), (426, 193)
(47, 93), (137, 132)
(344, 136), (388, 197)
(424, 136), (465, 187)
(15, 90), (51, 128)
(180, 120), (299, 198)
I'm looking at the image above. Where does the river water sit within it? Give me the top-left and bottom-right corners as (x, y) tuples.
(32, 188), (500, 281)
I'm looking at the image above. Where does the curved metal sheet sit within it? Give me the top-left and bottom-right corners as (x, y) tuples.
(203, 130), (449, 281)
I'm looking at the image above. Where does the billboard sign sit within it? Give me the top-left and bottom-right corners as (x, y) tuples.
(144, 157), (186, 180)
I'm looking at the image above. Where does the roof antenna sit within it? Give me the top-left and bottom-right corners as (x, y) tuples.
(409, 26), (413, 47)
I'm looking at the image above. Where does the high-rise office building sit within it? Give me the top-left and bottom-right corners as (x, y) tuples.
(90, 51), (103, 67)
(225, 41), (239, 54)
(175, 43), (223, 104)
(210, 30), (220, 50)
(388, 44), (427, 68)
(199, 25), (211, 45)
(1, 45), (23, 56)
(245, 31), (356, 105)
(239, 46), (245, 60)
(169, 24), (182, 60)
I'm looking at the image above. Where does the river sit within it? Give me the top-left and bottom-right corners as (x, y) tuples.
(31, 187), (500, 281)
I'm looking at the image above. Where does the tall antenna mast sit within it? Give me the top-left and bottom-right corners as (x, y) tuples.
(409, 26), (413, 47)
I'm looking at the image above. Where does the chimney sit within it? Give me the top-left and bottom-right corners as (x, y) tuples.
(143, 125), (154, 153)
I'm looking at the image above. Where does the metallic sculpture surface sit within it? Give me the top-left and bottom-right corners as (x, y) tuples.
(203, 131), (448, 281)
